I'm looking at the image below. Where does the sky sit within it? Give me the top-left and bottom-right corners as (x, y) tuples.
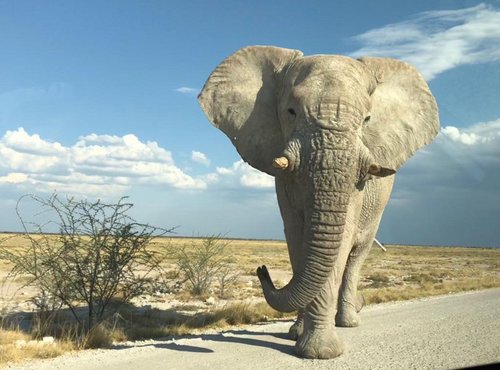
(0, 0), (499, 247)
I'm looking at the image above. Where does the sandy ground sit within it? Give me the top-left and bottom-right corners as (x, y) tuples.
(5, 289), (499, 370)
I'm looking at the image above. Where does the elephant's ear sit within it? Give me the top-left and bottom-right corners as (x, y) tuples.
(198, 46), (303, 175)
(359, 57), (440, 170)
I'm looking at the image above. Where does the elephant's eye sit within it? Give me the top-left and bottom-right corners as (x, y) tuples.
(364, 115), (371, 123)
(287, 108), (296, 117)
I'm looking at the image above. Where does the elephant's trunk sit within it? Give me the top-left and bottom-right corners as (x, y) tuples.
(259, 130), (357, 312)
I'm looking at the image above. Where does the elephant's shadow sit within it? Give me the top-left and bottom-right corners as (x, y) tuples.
(150, 328), (295, 356)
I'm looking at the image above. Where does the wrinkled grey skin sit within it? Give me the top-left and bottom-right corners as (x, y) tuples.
(198, 46), (439, 359)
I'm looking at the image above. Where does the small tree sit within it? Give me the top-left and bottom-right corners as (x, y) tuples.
(216, 264), (240, 299)
(0, 194), (172, 331)
(175, 236), (233, 296)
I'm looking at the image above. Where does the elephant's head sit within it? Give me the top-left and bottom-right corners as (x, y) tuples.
(198, 46), (439, 312)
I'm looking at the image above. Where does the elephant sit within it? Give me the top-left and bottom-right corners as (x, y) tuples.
(198, 46), (439, 359)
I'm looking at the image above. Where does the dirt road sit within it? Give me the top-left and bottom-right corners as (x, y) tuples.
(7, 289), (500, 370)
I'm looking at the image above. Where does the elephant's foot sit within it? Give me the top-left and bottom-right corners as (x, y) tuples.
(336, 292), (365, 327)
(295, 326), (344, 359)
(335, 306), (361, 327)
(288, 314), (304, 341)
(354, 292), (365, 312)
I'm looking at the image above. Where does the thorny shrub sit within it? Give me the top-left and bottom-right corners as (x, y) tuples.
(0, 194), (173, 332)
(174, 236), (239, 296)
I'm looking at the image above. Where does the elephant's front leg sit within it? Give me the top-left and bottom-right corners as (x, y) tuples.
(294, 229), (354, 359)
(275, 177), (306, 340)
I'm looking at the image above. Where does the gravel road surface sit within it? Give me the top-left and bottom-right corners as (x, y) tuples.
(7, 289), (500, 370)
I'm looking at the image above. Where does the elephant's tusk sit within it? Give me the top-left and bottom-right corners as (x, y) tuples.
(273, 157), (289, 170)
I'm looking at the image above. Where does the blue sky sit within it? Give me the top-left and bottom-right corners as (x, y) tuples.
(1, 0), (499, 246)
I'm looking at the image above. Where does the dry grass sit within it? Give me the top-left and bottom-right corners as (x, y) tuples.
(157, 238), (500, 303)
(1, 233), (499, 366)
(116, 301), (293, 340)
(2, 234), (499, 305)
(360, 245), (500, 304)
(0, 328), (74, 366)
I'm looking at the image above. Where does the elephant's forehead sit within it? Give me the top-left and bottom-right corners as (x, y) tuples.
(286, 55), (368, 88)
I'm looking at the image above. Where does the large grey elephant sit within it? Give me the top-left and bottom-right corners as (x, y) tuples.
(198, 46), (439, 359)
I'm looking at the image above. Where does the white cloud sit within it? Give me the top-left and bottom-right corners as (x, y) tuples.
(351, 4), (500, 80)
(441, 126), (486, 145)
(0, 128), (207, 196)
(200, 172), (219, 184)
(216, 167), (232, 175)
(440, 119), (500, 147)
(213, 160), (274, 189)
(0, 128), (279, 199)
(397, 118), (500, 186)
(0, 128), (68, 173)
(0, 173), (29, 184)
(3, 127), (66, 155)
(380, 118), (500, 246)
(191, 150), (211, 166)
(240, 171), (274, 189)
(175, 87), (200, 96)
(437, 119), (500, 173)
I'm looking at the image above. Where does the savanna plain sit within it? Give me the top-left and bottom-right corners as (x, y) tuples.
(1, 233), (499, 367)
